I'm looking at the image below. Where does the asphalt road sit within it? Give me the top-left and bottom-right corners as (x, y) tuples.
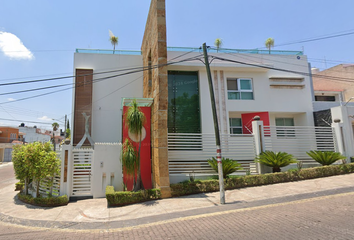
(1, 164), (354, 239)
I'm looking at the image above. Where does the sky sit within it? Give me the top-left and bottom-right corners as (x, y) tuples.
(0, 0), (354, 130)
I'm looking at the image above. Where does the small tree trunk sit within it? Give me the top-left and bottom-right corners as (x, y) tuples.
(36, 180), (40, 198)
(133, 137), (144, 191)
(25, 178), (28, 195)
(273, 167), (281, 173)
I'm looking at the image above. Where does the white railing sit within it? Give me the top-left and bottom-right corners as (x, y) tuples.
(168, 133), (256, 175)
(32, 174), (61, 197)
(263, 126), (337, 162)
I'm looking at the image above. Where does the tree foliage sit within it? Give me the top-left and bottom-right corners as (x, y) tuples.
(208, 157), (243, 178)
(214, 38), (223, 52)
(12, 142), (60, 197)
(109, 30), (118, 53)
(255, 151), (297, 173)
(121, 139), (138, 177)
(306, 150), (346, 166)
(265, 37), (274, 54)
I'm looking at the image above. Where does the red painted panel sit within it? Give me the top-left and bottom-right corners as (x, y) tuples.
(241, 112), (270, 134)
(122, 106), (152, 190)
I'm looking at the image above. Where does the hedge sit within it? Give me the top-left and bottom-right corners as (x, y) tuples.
(170, 163), (354, 197)
(106, 186), (161, 207)
(15, 182), (24, 191)
(17, 193), (69, 207)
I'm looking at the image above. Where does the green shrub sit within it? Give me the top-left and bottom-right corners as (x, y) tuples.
(170, 163), (354, 197)
(15, 181), (24, 191)
(306, 150), (346, 166)
(207, 157), (243, 178)
(106, 186), (161, 207)
(17, 193), (69, 207)
(255, 151), (297, 172)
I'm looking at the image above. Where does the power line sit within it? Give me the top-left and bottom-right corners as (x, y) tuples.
(0, 55), (203, 105)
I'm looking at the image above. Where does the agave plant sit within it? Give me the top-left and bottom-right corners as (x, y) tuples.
(255, 151), (297, 173)
(208, 157), (243, 178)
(306, 150), (346, 166)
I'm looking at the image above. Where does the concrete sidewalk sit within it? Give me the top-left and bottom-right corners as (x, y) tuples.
(1, 171), (354, 230)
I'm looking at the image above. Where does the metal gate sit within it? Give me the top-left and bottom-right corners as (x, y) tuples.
(3, 148), (12, 162)
(71, 149), (93, 197)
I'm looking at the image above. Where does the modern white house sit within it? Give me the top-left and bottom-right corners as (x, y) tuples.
(18, 125), (51, 143)
(63, 0), (341, 199)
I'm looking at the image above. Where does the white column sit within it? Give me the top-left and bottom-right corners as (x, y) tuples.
(332, 120), (346, 158)
(60, 144), (72, 196)
(252, 119), (265, 174)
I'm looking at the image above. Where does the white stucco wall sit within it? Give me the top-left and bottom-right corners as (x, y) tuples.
(73, 53), (143, 143)
(167, 51), (314, 133)
(19, 127), (51, 143)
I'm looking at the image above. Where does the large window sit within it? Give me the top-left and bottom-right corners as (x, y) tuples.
(168, 71), (201, 133)
(229, 118), (242, 134)
(275, 118), (295, 137)
(227, 78), (253, 100)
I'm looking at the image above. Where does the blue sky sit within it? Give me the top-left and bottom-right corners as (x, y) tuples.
(0, 0), (353, 130)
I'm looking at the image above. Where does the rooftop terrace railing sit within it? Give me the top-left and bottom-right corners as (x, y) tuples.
(76, 47), (303, 56)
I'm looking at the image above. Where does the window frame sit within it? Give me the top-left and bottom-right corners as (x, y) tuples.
(229, 118), (243, 135)
(227, 78), (254, 100)
(275, 118), (295, 138)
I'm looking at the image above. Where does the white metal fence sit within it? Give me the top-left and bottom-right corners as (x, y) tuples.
(263, 126), (338, 163)
(168, 133), (257, 175)
(71, 149), (93, 197)
(32, 174), (61, 197)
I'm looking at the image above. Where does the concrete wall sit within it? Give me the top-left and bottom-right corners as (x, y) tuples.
(19, 127), (51, 143)
(93, 143), (123, 198)
(73, 53), (143, 144)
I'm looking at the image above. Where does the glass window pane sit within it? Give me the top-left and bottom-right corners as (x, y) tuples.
(240, 79), (252, 90)
(275, 118), (284, 126)
(232, 128), (242, 134)
(227, 80), (237, 90)
(230, 118), (242, 126)
(240, 92), (253, 100)
(284, 118), (294, 126)
(228, 92), (240, 99)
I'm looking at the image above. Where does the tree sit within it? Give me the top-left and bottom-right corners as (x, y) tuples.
(66, 120), (70, 138)
(214, 38), (223, 52)
(12, 142), (60, 197)
(121, 139), (138, 184)
(125, 99), (146, 191)
(109, 30), (118, 53)
(52, 122), (59, 151)
(255, 151), (297, 173)
(265, 38), (274, 54)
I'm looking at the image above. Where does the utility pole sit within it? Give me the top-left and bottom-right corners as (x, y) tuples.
(202, 43), (225, 204)
(64, 115), (67, 138)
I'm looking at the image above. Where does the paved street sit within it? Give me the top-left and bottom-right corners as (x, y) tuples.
(1, 163), (354, 239)
(0, 191), (354, 239)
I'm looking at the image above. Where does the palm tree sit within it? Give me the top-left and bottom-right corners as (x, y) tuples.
(125, 99), (146, 191)
(214, 38), (223, 52)
(52, 122), (59, 151)
(265, 38), (274, 54)
(109, 30), (118, 53)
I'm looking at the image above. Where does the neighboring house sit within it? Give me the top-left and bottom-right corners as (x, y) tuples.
(18, 125), (51, 143)
(311, 65), (354, 126)
(0, 126), (22, 162)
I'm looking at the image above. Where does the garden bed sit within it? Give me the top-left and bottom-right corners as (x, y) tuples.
(17, 193), (69, 207)
(106, 186), (161, 207)
(170, 163), (354, 197)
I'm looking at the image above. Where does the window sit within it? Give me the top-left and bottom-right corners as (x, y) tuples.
(275, 118), (295, 137)
(227, 78), (253, 100)
(315, 96), (335, 102)
(229, 118), (242, 134)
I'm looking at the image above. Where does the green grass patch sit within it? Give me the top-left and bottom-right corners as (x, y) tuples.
(106, 186), (161, 207)
(17, 193), (69, 207)
(170, 163), (354, 197)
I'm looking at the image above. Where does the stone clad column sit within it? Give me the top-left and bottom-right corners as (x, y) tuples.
(141, 0), (171, 198)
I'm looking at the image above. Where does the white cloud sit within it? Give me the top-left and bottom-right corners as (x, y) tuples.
(7, 98), (15, 101)
(38, 116), (52, 121)
(0, 31), (34, 60)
